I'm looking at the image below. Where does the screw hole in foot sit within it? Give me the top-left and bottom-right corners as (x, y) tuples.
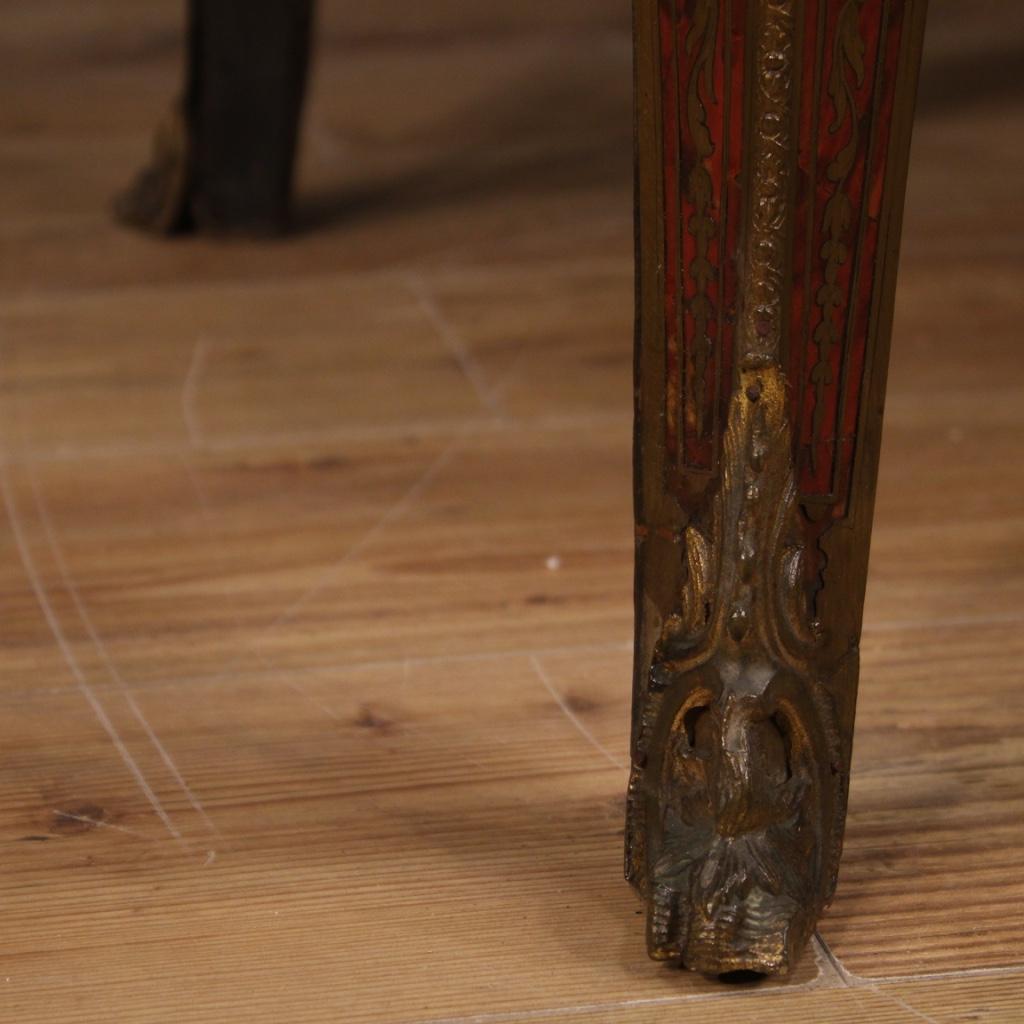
(717, 969), (767, 985)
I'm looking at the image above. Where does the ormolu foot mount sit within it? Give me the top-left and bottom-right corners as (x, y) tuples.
(627, 0), (928, 975)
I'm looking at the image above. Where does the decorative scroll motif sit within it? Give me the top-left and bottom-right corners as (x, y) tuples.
(661, 0), (735, 476)
(810, 0), (866, 470)
(793, 0), (896, 509)
(683, 0), (719, 438)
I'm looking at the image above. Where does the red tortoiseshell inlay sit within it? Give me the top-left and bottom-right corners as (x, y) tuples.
(660, 0), (745, 477)
(662, 0), (910, 519)
(790, 0), (904, 513)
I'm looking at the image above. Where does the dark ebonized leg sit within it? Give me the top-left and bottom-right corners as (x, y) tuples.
(117, 0), (313, 235)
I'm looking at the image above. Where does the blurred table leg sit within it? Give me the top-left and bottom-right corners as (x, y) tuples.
(117, 0), (313, 235)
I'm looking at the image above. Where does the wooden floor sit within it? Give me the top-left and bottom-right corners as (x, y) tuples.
(2, 2), (1023, 1021)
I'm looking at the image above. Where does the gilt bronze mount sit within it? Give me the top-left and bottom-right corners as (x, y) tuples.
(627, 0), (928, 974)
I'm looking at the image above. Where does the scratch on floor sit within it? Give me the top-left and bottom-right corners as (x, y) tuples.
(406, 272), (504, 419)
(814, 932), (856, 986)
(881, 989), (940, 1024)
(52, 809), (154, 841)
(25, 464), (220, 839)
(283, 662), (501, 775)
(815, 932), (941, 1024)
(529, 654), (625, 771)
(124, 692), (219, 836)
(283, 677), (340, 721)
(180, 452), (214, 519)
(0, 457), (184, 843)
(407, 958), (846, 1024)
(181, 336), (210, 448)
(867, 964), (1024, 983)
(180, 437), (367, 771)
(263, 432), (466, 633)
(806, 933), (847, 990)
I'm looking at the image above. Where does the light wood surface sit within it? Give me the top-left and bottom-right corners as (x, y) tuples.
(1, 2), (1022, 1021)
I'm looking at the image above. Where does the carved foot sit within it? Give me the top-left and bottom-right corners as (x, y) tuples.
(626, 369), (849, 976)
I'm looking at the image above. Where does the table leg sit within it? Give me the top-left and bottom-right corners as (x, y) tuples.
(627, 0), (928, 975)
(117, 0), (313, 235)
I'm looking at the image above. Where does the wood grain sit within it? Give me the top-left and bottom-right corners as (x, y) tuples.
(0, 1), (1021, 1020)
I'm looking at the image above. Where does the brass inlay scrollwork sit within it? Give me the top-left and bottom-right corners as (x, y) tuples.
(683, 0), (719, 437)
(810, 0), (866, 469)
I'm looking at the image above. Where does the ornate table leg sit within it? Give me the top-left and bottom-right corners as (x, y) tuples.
(627, 0), (928, 975)
(117, 0), (313, 235)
